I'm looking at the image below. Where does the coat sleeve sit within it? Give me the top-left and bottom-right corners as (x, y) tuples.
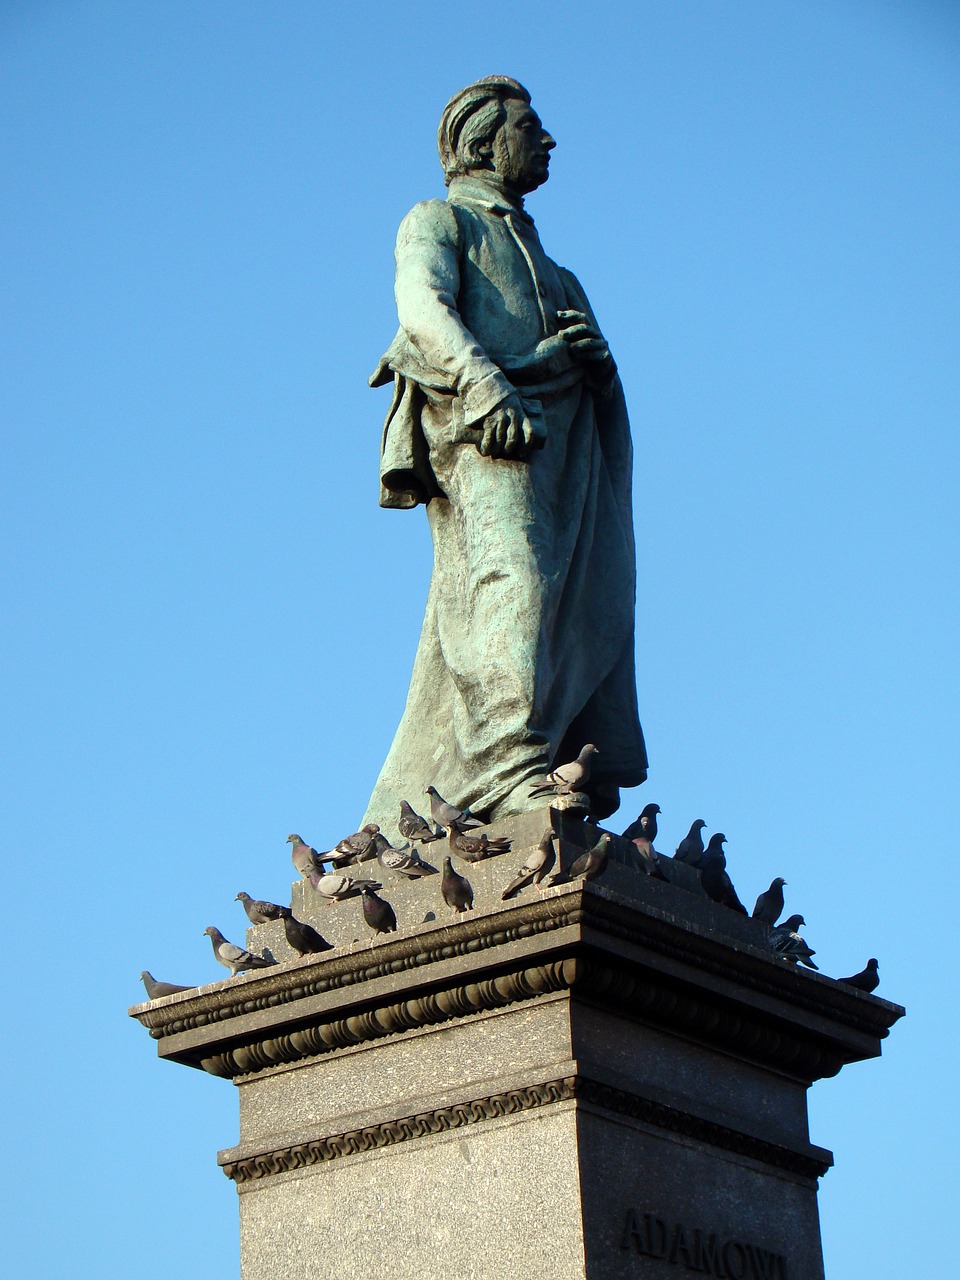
(394, 201), (515, 425)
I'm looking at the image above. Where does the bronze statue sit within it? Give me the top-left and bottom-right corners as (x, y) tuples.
(365, 76), (647, 831)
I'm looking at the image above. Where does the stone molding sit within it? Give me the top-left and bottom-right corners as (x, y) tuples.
(191, 950), (852, 1084)
(219, 1074), (832, 1186)
(131, 886), (902, 1087)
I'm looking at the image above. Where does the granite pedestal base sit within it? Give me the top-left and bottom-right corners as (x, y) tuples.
(132, 815), (902, 1279)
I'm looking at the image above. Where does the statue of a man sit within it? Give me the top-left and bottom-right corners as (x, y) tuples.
(364, 76), (647, 831)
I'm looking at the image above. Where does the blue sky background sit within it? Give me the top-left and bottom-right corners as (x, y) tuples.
(2, 2), (957, 1275)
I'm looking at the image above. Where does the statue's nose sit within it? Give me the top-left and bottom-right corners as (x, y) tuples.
(543, 133), (556, 151)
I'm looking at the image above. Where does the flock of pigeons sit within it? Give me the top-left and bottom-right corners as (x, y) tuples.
(623, 803), (880, 990)
(139, 751), (880, 1000)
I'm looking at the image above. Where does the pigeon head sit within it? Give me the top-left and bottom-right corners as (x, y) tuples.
(867, 958), (879, 969)
(706, 833), (726, 848)
(580, 744), (599, 759)
(772, 877), (787, 888)
(203, 926), (222, 939)
(361, 823), (380, 834)
(781, 914), (805, 929)
(692, 820), (706, 831)
(235, 892), (250, 902)
(641, 803), (661, 817)
(425, 786), (438, 796)
(286, 834), (302, 844)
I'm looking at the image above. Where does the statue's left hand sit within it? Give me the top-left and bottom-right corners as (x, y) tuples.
(557, 309), (614, 368)
(477, 394), (537, 459)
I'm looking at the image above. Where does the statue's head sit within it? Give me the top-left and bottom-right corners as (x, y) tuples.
(438, 76), (556, 194)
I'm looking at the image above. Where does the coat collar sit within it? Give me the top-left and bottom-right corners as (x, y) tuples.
(447, 176), (534, 224)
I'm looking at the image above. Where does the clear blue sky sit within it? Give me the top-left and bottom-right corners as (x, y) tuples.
(3, 2), (957, 1275)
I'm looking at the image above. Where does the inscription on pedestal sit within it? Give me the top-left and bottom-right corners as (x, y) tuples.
(620, 1210), (788, 1278)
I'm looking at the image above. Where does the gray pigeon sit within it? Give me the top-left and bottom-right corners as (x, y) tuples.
(837, 958), (880, 993)
(441, 856), (474, 914)
(448, 827), (511, 862)
(282, 913), (333, 956)
(398, 800), (444, 843)
(288, 833), (325, 887)
(140, 971), (194, 1000)
(377, 842), (437, 879)
(425, 786), (481, 830)
(551, 832), (613, 884)
(622, 803), (660, 844)
(699, 834), (748, 914)
(528, 744), (599, 798)
(236, 891), (289, 924)
(362, 886), (398, 934)
(752, 877), (787, 925)
(768, 914), (819, 970)
(501, 829), (556, 899)
(204, 926), (276, 977)
(313, 871), (382, 904)
(674, 819), (707, 866)
(331, 823), (381, 866)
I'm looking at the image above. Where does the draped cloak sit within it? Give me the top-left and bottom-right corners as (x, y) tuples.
(363, 176), (647, 832)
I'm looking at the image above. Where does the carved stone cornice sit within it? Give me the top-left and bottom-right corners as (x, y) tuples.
(218, 1074), (832, 1187)
(130, 882), (903, 1085)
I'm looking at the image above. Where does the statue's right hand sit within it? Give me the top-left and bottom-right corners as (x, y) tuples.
(477, 395), (536, 459)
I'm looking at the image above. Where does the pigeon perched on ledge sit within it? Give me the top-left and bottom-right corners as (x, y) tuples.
(204, 927), (276, 977)
(425, 786), (481, 830)
(501, 830), (556, 899)
(528, 744), (599, 798)
(674, 819), (707, 866)
(448, 827), (511, 862)
(282, 913), (333, 956)
(362, 886), (398, 934)
(836, 958), (879, 992)
(441, 857), (474, 914)
(288, 833), (325, 887)
(331, 824), (382, 866)
(140, 971), (195, 1000)
(622, 802), (660, 844)
(236, 892), (289, 925)
(752, 877), (786, 926)
(698, 834), (748, 914)
(551, 833), (613, 885)
(768, 915), (819, 970)
(314, 871), (382, 904)
(377, 842), (437, 879)
(398, 800), (444, 843)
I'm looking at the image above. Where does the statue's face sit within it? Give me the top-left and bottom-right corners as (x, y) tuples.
(492, 98), (556, 195)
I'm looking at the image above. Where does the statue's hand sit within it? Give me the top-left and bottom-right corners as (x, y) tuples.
(477, 394), (537, 459)
(557, 309), (614, 368)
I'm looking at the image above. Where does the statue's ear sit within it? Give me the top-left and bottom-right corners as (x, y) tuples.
(462, 134), (494, 171)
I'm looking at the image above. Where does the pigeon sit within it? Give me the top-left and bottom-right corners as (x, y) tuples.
(448, 827), (511, 862)
(204, 926), (276, 977)
(752, 877), (787, 926)
(698, 834), (748, 914)
(235, 891), (289, 925)
(528, 744), (599, 798)
(288, 833), (325, 887)
(621, 803), (660, 844)
(674, 819), (707, 866)
(501, 829), (556, 899)
(768, 914), (819, 969)
(313, 871), (382, 904)
(362, 886), (398, 934)
(140, 971), (194, 1000)
(622, 803), (662, 875)
(377, 842), (437, 879)
(331, 823), (381, 865)
(836, 958), (880, 993)
(282, 912), (333, 956)
(551, 832), (613, 884)
(441, 856), (474, 913)
(425, 786), (482, 830)
(398, 800), (444, 844)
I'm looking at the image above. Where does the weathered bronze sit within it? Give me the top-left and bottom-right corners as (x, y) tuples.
(365, 76), (647, 833)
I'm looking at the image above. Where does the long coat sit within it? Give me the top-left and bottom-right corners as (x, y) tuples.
(363, 176), (647, 831)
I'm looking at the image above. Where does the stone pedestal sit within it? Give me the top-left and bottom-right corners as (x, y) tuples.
(131, 817), (902, 1280)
